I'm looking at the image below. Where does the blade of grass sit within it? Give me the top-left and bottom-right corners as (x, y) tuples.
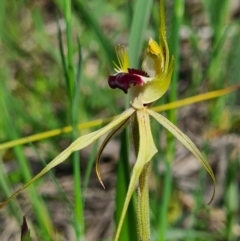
(126, 0), (133, 27)
(202, 0), (232, 132)
(128, 0), (154, 68)
(65, 0), (75, 104)
(63, 0), (84, 238)
(168, 0), (184, 111)
(159, 1), (184, 240)
(57, 13), (71, 100)
(72, 0), (115, 63)
(76, 36), (82, 86)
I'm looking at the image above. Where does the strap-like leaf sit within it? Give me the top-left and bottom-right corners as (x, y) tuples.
(147, 109), (216, 204)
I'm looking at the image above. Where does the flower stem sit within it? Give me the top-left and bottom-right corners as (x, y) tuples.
(138, 163), (150, 241)
(64, 0), (84, 238)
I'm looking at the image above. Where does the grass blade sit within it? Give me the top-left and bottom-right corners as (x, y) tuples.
(129, 0), (154, 67)
(72, 0), (115, 63)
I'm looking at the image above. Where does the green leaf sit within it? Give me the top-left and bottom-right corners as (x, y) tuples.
(129, 0), (154, 67)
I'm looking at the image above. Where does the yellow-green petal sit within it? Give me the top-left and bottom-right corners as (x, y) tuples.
(147, 109), (216, 204)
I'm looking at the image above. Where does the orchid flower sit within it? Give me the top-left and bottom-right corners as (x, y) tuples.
(0, 1), (215, 241)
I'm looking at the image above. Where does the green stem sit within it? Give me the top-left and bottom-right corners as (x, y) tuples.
(65, 0), (74, 103)
(72, 55), (84, 239)
(64, 0), (84, 238)
(158, 1), (183, 240)
(138, 163), (150, 241)
(168, 0), (184, 123)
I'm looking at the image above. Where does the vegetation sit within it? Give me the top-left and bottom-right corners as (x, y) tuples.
(0, 0), (239, 240)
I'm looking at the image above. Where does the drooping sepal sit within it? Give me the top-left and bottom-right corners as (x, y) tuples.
(147, 109), (216, 204)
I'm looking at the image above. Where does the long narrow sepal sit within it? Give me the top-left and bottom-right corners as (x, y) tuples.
(96, 117), (130, 188)
(114, 109), (157, 241)
(147, 109), (216, 204)
(0, 108), (135, 209)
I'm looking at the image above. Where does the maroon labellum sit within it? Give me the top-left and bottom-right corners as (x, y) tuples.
(108, 68), (149, 93)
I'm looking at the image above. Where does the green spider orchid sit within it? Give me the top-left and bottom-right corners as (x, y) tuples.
(0, 1), (215, 241)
